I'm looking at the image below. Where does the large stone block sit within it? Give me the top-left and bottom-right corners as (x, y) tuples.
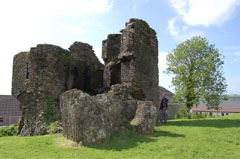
(60, 89), (124, 143)
(131, 101), (157, 134)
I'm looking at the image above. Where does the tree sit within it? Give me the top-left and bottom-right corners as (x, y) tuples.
(166, 36), (227, 115)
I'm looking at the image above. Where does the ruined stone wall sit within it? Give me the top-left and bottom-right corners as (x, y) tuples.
(102, 34), (121, 64)
(102, 19), (160, 108)
(102, 34), (121, 89)
(120, 19), (160, 107)
(68, 42), (104, 95)
(12, 43), (103, 135)
(12, 44), (69, 135)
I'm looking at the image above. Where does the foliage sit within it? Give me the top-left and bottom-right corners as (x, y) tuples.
(49, 122), (62, 134)
(189, 112), (209, 119)
(43, 98), (56, 123)
(176, 108), (210, 119)
(49, 123), (58, 134)
(0, 125), (18, 137)
(176, 107), (189, 119)
(0, 114), (240, 159)
(166, 36), (227, 114)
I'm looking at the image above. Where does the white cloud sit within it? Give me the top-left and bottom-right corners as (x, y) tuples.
(167, 17), (204, 41)
(158, 52), (174, 92)
(94, 48), (104, 64)
(61, 24), (86, 34)
(168, 17), (179, 37)
(159, 52), (169, 69)
(169, 0), (240, 26)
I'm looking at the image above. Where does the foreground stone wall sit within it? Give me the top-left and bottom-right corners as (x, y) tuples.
(60, 89), (123, 143)
(60, 88), (157, 143)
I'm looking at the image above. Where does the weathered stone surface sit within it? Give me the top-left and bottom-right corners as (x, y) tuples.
(102, 34), (121, 64)
(12, 42), (103, 136)
(102, 18), (160, 108)
(131, 101), (157, 134)
(12, 18), (160, 141)
(110, 82), (146, 101)
(119, 19), (160, 108)
(12, 44), (69, 135)
(68, 42), (104, 95)
(60, 89), (124, 143)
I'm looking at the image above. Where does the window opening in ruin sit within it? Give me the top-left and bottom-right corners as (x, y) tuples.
(26, 62), (29, 79)
(110, 63), (121, 86)
(0, 117), (3, 124)
(83, 67), (90, 92)
(72, 67), (79, 89)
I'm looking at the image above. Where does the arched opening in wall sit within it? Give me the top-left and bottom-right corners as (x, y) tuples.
(83, 67), (90, 93)
(110, 63), (121, 86)
(72, 67), (79, 89)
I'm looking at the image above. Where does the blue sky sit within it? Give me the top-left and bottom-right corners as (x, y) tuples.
(0, 0), (240, 95)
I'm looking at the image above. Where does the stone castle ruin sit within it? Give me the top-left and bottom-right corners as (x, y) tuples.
(12, 19), (160, 143)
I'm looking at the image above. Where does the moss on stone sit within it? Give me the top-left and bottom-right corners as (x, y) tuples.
(130, 90), (146, 100)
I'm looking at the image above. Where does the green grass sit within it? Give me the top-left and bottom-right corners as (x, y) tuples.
(1, 114), (240, 159)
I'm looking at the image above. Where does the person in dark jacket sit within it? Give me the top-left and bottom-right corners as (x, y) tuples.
(159, 93), (168, 124)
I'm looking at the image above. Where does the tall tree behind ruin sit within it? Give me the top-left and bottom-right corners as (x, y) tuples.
(166, 36), (227, 115)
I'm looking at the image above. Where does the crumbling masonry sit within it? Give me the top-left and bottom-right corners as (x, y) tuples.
(12, 19), (159, 143)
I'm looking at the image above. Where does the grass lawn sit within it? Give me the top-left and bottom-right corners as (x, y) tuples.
(0, 114), (240, 159)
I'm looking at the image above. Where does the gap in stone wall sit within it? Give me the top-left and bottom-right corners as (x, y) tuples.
(110, 63), (121, 86)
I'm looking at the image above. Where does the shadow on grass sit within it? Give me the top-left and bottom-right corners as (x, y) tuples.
(167, 119), (240, 128)
(85, 130), (184, 151)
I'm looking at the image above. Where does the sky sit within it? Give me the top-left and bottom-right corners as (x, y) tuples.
(0, 0), (240, 95)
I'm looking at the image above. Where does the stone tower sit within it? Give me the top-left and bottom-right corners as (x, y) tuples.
(102, 19), (159, 107)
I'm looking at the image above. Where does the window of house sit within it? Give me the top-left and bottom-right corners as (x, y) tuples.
(0, 117), (3, 124)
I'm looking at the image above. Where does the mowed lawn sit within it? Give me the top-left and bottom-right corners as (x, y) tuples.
(0, 114), (240, 159)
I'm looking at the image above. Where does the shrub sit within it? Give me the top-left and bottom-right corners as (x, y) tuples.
(49, 122), (62, 134)
(176, 107), (188, 119)
(43, 98), (56, 123)
(190, 112), (208, 119)
(0, 125), (18, 137)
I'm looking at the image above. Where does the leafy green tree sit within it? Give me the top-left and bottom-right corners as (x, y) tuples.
(166, 36), (227, 115)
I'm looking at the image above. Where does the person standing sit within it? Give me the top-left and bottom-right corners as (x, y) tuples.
(159, 93), (168, 124)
